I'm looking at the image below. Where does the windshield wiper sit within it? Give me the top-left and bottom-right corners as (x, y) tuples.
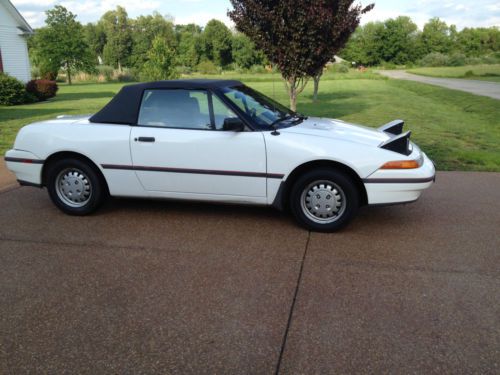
(268, 115), (292, 136)
(291, 114), (307, 125)
(269, 115), (293, 128)
(269, 114), (307, 135)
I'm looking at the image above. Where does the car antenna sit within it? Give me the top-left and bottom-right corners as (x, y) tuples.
(271, 123), (280, 136)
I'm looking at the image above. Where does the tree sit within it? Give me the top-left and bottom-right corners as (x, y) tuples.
(378, 16), (420, 64)
(457, 27), (500, 56)
(232, 33), (266, 69)
(202, 20), (233, 67)
(30, 6), (94, 84)
(175, 24), (204, 69)
(130, 13), (176, 70)
(341, 21), (385, 66)
(141, 36), (178, 81)
(229, 1), (371, 111)
(84, 22), (107, 64)
(306, 0), (374, 101)
(100, 6), (132, 71)
(419, 18), (453, 56)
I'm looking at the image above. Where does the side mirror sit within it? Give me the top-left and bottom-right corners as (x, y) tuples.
(223, 117), (245, 132)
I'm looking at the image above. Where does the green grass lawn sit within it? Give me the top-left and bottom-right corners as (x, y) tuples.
(408, 65), (500, 82)
(1, 73), (499, 171)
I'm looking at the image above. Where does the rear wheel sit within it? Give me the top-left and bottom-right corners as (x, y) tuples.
(46, 158), (106, 215)
(289, 168), (359, 232)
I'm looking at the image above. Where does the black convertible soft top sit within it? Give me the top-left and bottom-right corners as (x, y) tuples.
(89, 79), (243, 125)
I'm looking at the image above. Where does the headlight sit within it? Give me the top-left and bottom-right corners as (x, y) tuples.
(380, 154), (423, 169)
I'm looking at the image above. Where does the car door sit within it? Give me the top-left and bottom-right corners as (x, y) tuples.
(130, 88), (267, 198)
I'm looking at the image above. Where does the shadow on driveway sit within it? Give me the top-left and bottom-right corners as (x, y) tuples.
(0, 171), (499, 373)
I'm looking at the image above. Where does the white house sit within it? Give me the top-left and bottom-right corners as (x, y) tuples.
(0, 0), (33, 82)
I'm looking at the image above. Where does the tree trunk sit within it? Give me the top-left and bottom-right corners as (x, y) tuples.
(67, 64), (72, 85)
(313, 72), (322, 102)
(283, 75), (308, 112)
(290, 85), (297, 112)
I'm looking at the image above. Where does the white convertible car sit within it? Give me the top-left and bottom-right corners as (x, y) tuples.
(5, 79), (435, 231)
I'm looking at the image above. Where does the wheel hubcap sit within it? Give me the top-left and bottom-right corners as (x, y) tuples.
(300, 180), (346, 224)
(55, 168), (92, 208)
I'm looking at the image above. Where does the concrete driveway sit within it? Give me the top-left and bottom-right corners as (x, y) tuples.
(0, 161), (499, 374)
(378, 70), (500, 100)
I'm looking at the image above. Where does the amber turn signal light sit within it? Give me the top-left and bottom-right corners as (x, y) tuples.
(381, 160), (421, 169)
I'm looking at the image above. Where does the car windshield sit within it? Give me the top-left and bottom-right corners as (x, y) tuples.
(220, 85), (303, 129)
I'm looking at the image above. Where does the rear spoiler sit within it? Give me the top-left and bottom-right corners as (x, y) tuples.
(378, 120), (404, 135)
(378, 120), (412, 155)
(379, 131), (412, 156)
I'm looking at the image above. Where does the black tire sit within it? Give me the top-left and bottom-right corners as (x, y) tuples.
(289, 168), (359, 232)
(46, 157), (106, 215)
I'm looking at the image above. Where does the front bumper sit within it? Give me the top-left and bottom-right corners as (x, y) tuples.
(4, 149), (44, 186)
(363, 153), (435, 205)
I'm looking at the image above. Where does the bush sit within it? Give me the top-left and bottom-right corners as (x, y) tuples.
(196, 60), (218, 75)
(479, 54), (500, 65)
(419, 52), (450, 67)
(39, 66), (58, 81)
(448, 53), (467, 67)
(329, 62), (350, 73)
(96, 65), (114, 82)
(380, 61), (398, 70)
(115, 68), (136, 82)
(0, 73), (36, 105)
(26, 79), (58, 101)
(250, 65), (267, 74)
(176, 65), (193, 75)
(31, 65), (40, 79)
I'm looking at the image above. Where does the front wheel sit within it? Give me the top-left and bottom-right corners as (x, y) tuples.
(46, 158), (106, 215)
(289, 169), (359, 232)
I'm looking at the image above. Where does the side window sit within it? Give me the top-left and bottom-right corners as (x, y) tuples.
(212, 94), (238, 130)
(138, 89), (212, 129)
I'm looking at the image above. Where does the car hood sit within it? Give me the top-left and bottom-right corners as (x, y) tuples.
(281, 117), (390, 147)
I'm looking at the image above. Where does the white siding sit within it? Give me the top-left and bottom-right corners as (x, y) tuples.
(0, 2), (31, 82)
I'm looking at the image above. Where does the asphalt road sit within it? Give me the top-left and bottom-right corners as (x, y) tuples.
(1, 162), (499, 374)
(378, 70), (500, 100)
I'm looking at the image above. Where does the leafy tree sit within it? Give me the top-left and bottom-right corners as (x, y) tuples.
(341, 21), (385, 65)
(202, 20), (233, 67)
(130, 13), (176, 70)
(229, 0), (371, 110)
(232, 33), (266, 69)
(100, 6), (132, 71)
(84, 22), (107, 64)
(419, 18), (454, 55)
(457, 27), (500, 56)
(378, 16), (420, 64)
(175, 24), (204, 69)
(141, 36), (178, 81)
(306, 0), (373, 101)
(30, 6), (94, 84)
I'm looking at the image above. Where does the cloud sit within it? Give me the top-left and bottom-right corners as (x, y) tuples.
(20, 10), (46, 26)
(11, 0), (500, 29)
(11, 0), (55, 5)
(360, 0), (500, 29)
(173, 12), (232, 27)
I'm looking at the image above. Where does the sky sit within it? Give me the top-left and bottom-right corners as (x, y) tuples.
(11, 0), (500, 30)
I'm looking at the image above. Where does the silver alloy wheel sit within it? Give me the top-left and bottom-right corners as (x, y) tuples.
(300, 180), (346, 224)
(55, 168), (92, 208)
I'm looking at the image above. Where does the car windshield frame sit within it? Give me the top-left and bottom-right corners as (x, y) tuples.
(216, 85), (304, 131)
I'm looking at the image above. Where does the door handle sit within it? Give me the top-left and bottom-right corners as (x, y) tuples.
(136, 137), (155, 143)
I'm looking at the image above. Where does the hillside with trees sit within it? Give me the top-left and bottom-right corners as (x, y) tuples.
(26, 4), (499, 99)
(341, 17), (500, 67)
